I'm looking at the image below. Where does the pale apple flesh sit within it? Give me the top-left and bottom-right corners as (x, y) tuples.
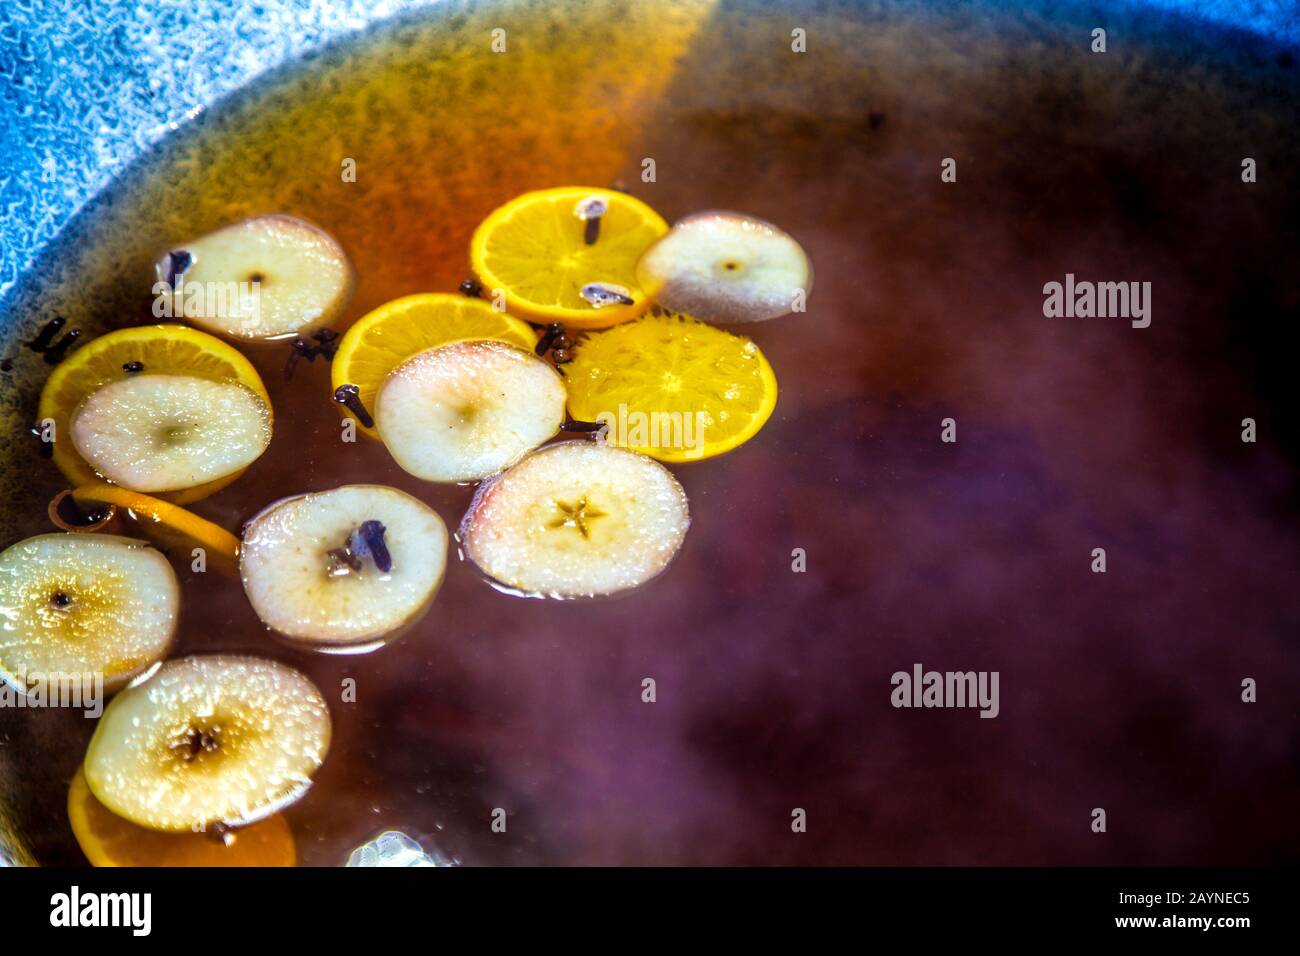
(635, 211), (812, 324)
(155, 214), (354, 342)
(82, 655), (331, 832)
(460, 441), (690, 599)
(70, 374), (272, 493)
(375, 339), (567, 484)
(239, 484), (448, 650)
(0, 533), (179, 694)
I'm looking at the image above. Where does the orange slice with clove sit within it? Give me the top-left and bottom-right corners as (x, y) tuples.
(469, 187), (668, 329)
(331, 293), (537, 441)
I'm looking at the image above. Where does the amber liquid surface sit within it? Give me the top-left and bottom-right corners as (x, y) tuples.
(3, 0), (1299, 865)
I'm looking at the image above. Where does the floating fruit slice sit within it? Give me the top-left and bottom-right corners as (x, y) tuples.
(240, 485), (448, 651)
(376, 340), (566, 483)
(68, 767), (295, 867)
(83, 655), (331, 832)
(469, 186), (669, 329)
(460, 441), (689, 599)
(70, 483), (241, 576)
(564, 311), (778, 462)
(47, 489), (118, 534)
(0, 533), (178, 693)
(70, 374), (272, 493)
(330, 293), (537, 441)
(155, 214), (354, 342)
(635, 212), (812, 323)
(38, 324), (272, 503)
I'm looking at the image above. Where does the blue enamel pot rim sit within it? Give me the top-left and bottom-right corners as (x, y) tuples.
(0, 0), (1296, 319)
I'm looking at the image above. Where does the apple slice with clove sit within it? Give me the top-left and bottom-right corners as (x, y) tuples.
(239, 485), (448, 652)
(155, 214), (354, 342)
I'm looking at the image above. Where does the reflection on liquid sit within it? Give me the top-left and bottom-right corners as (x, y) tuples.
(346, 830), (455, 868)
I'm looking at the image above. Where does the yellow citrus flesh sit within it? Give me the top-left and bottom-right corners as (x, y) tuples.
(331, 293), (538, 440)
(71, 483), (241, 576)
(565, 311), (778, 463)
(68, 767), (295, 867)
(38, 325), (272, 503)
(469, 187), (668, 329)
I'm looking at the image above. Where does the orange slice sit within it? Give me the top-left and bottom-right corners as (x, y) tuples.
(564, 311), (778, 462)
(68, 767), (295, 867)
(37, 325), (271, 503)
(71, 482), (241, 576)
(469, 187), (668, 329)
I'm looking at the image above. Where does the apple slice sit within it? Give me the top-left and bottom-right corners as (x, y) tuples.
(240, 484), (448, 652)
(155, 214), (354, 341)
(0, 533), (178, 693)
(375, 339), (566, 483)
(460, 441), (690, 599)
(70, 373), (271, 493)
(82, 655), (330, 832)
(635, 211), (812, 323)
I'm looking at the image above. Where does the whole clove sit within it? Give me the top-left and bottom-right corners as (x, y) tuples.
(575, 196), (608, 246)
(161, 249), (193, 286)
(26, 317), (66, 352)
(332, 383), (374, 428)
(30, 422), (53, 458)
(349, 520), (392, 574)
(534, 322), (565, 356)
(285, 329), (340, 381)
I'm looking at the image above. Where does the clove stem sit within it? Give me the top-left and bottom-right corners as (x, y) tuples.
(30, 423), (53, 458)
(562, 419), (605, 433)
